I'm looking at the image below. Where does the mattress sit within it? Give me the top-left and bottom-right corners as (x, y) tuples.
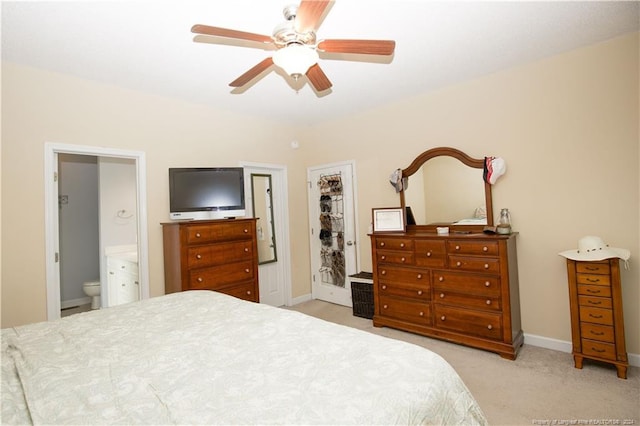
(2, 290), (487, 425)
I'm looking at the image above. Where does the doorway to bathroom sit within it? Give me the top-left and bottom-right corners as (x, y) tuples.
(44, 143), (149, 321)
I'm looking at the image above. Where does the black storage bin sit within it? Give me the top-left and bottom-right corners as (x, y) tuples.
(349, 272), (374, 319)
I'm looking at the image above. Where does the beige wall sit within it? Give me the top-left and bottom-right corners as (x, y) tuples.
(2, 32), (638, 355)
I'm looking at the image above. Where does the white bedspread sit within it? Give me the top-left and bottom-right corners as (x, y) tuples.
(2, 291), (487, 425)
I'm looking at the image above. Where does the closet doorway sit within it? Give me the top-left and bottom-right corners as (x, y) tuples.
(44, 143), (149, 321)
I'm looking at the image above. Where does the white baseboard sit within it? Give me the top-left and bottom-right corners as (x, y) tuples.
(61, 296), (91, 310)
(524, 332), (639, 367)
(289, 293), (313, 306)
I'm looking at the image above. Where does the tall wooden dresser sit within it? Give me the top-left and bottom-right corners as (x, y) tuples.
(162, 218), (259, 302)
(371, 231), (523, 359)
(565, 258), (628, 379)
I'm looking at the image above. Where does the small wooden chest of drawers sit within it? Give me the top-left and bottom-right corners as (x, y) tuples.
(371, 231), (522, 359)
(162, 219), (259, 302)
(565, 259), (628, 379)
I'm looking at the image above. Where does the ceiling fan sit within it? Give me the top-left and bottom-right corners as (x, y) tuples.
(191, 0), (396, 93)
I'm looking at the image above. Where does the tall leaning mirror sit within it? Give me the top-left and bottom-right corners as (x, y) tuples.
(400, 147), (493, 232)
(251, 173), (277, 264)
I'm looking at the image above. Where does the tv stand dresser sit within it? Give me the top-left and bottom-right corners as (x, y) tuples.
(162, 218), (259, 302)
(371, 231), (523, 359)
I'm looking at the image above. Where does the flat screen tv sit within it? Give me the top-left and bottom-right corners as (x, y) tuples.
(169, 167), (246, 220)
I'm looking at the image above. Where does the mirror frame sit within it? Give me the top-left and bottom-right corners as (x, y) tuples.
(251, 173), (278, 265)
(400, 147), (493, 232)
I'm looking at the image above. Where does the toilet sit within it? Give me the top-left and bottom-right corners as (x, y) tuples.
(82, 281), (101, 310)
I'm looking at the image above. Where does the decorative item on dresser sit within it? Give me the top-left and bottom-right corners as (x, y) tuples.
(162, 218), (259, 302)
(560, 236), (630, 379)
(371, 147), (523, 359)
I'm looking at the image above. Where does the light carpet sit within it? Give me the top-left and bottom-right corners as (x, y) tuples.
(286, 299), (639, 426)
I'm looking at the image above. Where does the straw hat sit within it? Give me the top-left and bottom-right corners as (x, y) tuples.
(559, 236), (630, 261)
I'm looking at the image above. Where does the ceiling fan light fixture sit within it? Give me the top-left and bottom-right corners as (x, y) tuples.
(272, 43), (319, 78)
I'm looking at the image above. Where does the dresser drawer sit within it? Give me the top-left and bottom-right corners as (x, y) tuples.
(188, 260), (254, 290)
(187, 241), (254, 269)
(378, 266), (428, 286)
(576, 262), (610, 275)
(432, 271), (500, 297)
(377, 251), (415, 265)
(216, 281), (258, 301)
(448, 255), (500, 274)
(579, 306), (613, 326)
(434, 305), (503, 340)
(576, 273), (610, 287)
(434, 291), (501, 311)
(378, 281), (430, 301)
(378, 296), (431, 325)
(578, 295), (612, 309)
(415, 240), (446, 268)
(186, 221), (254, 244)
(580, 323), (614, 343)
(577, 284), (611, 298)
(581, 339), (616, 361)
(447, 240), (499, 256)
(375, 238), (414, 251)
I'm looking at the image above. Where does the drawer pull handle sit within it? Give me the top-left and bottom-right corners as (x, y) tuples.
(244, 248), (249, 252)
(417, 290), (423, 295)
(484, 264), (489, 269)
(455, 245), (460, 250)
(456, 261), (461, 267)
(383, 304), (388, 309)
(591, 347), (605, 353)
(485, 281), (491, 287)
(401, 257), (406, 262)
(121, 283), (125, 287)
(440, 315), (446, 321)
(487, 324), (493, 330)
(247, 290), (252, 295)
(381, 255), (386, 260)
(483, 246), (488, 252)
(382, 285), (387, 290)
(440, 293), (445, 298)
(585, 266), (598, 271)
(586, 289), (601, 294)
(439, 276), (444, 282)
(587, 300), (602, 305)
(400, 243), (405, 248)
(426, 251), (432, 257)
(419, 311), (424, 317)
(381, 270), (387, 275)
(380, 242), (385, 247)
(417, 274), (422, 279)
(245, 268), (250, 273)
(590, 330), (605, 336)
(196, 254), (202, 259)
(197, 277), (203, 283)
(589, 314), (603, 319)
(195, 233), (201, 238)
(586, 278), (600, 283)
(486, 300), (491, 305)
(244, 229), (249, 233)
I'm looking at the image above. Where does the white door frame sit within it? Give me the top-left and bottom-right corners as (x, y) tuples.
(239, 161), (292, 306)
(44, 142), (149, 320)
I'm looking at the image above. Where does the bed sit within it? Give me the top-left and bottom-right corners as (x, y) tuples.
(2, 290), (487, 425)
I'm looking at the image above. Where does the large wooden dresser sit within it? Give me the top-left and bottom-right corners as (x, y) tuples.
(371, 231), (523, 359)
(565, 258), (628, 379)
(162, 218), (259, 302)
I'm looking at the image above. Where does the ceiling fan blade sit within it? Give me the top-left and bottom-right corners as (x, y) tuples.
(191, 24), (273, 44)
(306, 63), (332, 92)
(317, 39), (396, 56)
(295, 0), (332, 33)
(229, 57), (274, 87)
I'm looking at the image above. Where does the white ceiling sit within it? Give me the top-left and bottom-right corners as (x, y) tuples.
(2, 1), (638, 125)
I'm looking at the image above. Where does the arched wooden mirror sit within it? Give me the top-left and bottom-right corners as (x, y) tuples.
(400, 147), (493, 232)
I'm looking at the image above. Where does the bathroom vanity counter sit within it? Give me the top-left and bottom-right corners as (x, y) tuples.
(106, 245), (139, 306)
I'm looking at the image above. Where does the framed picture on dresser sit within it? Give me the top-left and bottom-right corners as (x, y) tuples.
(372, 207), (405, 232)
